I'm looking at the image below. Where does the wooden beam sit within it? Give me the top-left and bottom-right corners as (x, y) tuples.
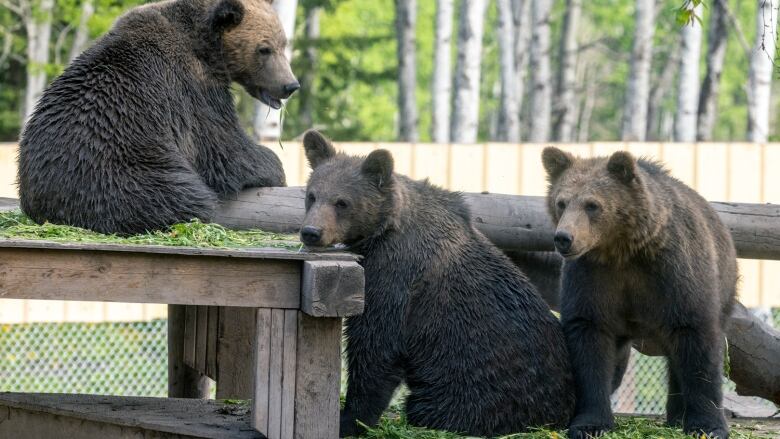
(301, 261), (365, 317)
(167, 305), (210, 399)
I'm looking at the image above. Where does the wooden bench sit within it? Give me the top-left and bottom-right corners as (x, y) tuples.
(0, 238), (364, 438)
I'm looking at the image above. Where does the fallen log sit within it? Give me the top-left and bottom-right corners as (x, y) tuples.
(2, 190), (779, 405)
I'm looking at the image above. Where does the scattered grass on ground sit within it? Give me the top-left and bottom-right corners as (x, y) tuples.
(0, 210), (301, 250)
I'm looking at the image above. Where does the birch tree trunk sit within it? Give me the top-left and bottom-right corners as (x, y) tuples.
(747, 0), (778, 143)
(553, 0), (581, 142)
(646, 43), (681, 141)
(674, 4), (703, 142)
(496, 0), (519, 142)
(432, 0), (454, 143)
(451, 0), (487, 143)
(529, 0), (552, 142)
(512, 0), (531, 140)
(300, 6), (320, 130)
(23, 0), (54, 123)
(253, 0), (297, 142)
(395, 0), (418, 142)
(696, 0), (728, 141)
(68, 0), (94, 63)
(621, 0), (655, 141)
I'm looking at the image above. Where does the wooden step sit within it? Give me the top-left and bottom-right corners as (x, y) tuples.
(0, 393), (263, 439)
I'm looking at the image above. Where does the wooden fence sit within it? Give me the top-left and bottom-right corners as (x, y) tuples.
(0, 142), (778, 323)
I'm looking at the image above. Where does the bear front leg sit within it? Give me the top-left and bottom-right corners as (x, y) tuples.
(611, 339), (631, 392)
(340, 316), (404, 437)
(564, 318), (617, 439)
(666, 366), (685, 428)
(667, 327), (729, 439)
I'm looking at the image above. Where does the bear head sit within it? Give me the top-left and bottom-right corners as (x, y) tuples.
(299, 130), (396, 251)
(210, 0), (299, 109)
(541, 147), (659, 263)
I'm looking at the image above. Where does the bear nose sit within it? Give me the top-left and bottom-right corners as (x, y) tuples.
(300, 225), (322, 246)
(281, 82), (300, 98)
(553, 231), (573, 254)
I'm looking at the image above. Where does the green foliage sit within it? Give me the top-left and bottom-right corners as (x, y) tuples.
(677, 0), (706, 27)
(0, 210), (301, 250)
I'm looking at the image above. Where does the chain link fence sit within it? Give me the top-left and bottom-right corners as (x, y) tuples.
(0, 309), (777, 415)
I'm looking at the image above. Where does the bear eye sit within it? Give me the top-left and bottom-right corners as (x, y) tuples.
(584, 201), (601, 213)
(257, 46), (272, 56)
(307, 193), (316, 203)
(556, 200), (567, 210)
(335, 199), (349, 209)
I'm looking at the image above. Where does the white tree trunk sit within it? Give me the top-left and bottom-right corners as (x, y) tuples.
(647, 42), (681, 141)
(395, 0), (418, 141)
(747, 0), (778, 143)
(300, 6), (320, 129)
(621, 0), (655, 141)
(553, 0), (581, 142)
(23, 0), (54, 123)
(253, 0), (297, 142)
(674, 4), (703, 142)
(68, 0), (94, 63)
(512, 0), (531, 140)
(529, 0), (552, 142)
(696, 0), (728, 141)
(451, 0), (487, 143)
(496, 0), (519, 142)
(431, 0), (454, 143)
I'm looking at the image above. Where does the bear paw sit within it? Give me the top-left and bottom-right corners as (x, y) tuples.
(339, 412), (364, 438)
(568, 415), (614, 439)
(683, 426), (729, 439)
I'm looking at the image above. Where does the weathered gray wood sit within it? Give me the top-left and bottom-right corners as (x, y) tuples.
(0, 393), (262, 439)
(0, 247), (302, 307)
(216, 307), (257, 399)
(251, 308), (272, 437)
(302, 260), (365, 317)
(294, 312), (341, 439)
(267, 309), (285, 438)
(213, 187), (780, 261)
(206, 306), (219, 380)
(196, 305), (209, 374)
(0, 197), (16, 212)
(167, 305), (210, 399)
(183, 305), (198, 369)
(281, 309), (298, 439)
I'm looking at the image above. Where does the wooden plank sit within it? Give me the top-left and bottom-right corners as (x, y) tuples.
(0, 248), (302, 307)
(267, 309), (285, 439)
(280, 309), (298, 439)
(206, 306), (219, 380)
(195, 306), (209, 374)
(167, 305), (210, 399)
(251, 308), (273, 436)
(301, 261), (364, 317)
(293, 313), (341, 439)
(0, 197), (17, 211)
(216, 307), (257, 400)
(183, 305), (197, 370)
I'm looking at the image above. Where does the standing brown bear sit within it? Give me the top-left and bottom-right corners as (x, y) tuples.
(19, 0), (295, 235)
(542, 147), (737, 439)
(301, 131), (574, 437)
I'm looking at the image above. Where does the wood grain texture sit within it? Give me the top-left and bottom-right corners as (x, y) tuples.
(195, 306), (208, 374)
(293, 313), (341, 439)
(251, 308), (272, 436)
(216, 307), (257, 400)
(280, 309), (298, 439)
(301, 261), (365, 317)
(0, 247), (302, 307)
(167, 305), (210, 399)
(206, 306), (218, 380)
(183, 306), (197, 370)
(267, 309), (285, 439)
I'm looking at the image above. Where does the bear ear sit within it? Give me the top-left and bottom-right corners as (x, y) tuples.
(361, 149), (394, 189)
(541, 147), (574, 181)
(210, 0), (245, 33)
(607, 151), (638, 184)
(303, 130), (336, 168)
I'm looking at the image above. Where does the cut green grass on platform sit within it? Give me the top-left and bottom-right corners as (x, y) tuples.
(361, 411), (777, 439)
(0, 210), (301, 250)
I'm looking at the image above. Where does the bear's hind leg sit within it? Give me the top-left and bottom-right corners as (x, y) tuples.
(666, 365), (684, 427)
(668, 327), (728, 439)
(340, 359), (403, 437)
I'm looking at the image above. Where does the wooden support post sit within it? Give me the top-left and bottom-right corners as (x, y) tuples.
(167, 305), (210, 399)
(216, 307), (257, 399)
(301, 261), (365, 317)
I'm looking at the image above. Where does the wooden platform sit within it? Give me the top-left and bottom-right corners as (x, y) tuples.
(0, 393), (262, 439)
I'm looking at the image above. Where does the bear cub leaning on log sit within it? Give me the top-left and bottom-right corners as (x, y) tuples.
(19, 0), (295, 235)
(300, 130), (574, 437)
(542, 147), (737, 439)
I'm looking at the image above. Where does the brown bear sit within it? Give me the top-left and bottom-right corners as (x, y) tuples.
(18, 0), (295, 235)
(300, 130), (574, 437)
(541, 147), (737, 439)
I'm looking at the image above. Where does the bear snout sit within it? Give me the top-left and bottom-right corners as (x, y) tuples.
(281, 81), (300, 99)
(300, 225), (323, 246)
(553, 230), (574, 254)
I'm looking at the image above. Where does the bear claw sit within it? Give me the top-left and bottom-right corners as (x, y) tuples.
(567, 424), (612, 439)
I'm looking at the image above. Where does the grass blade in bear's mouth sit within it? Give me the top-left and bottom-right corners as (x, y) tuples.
(260, 90), (283, 110)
